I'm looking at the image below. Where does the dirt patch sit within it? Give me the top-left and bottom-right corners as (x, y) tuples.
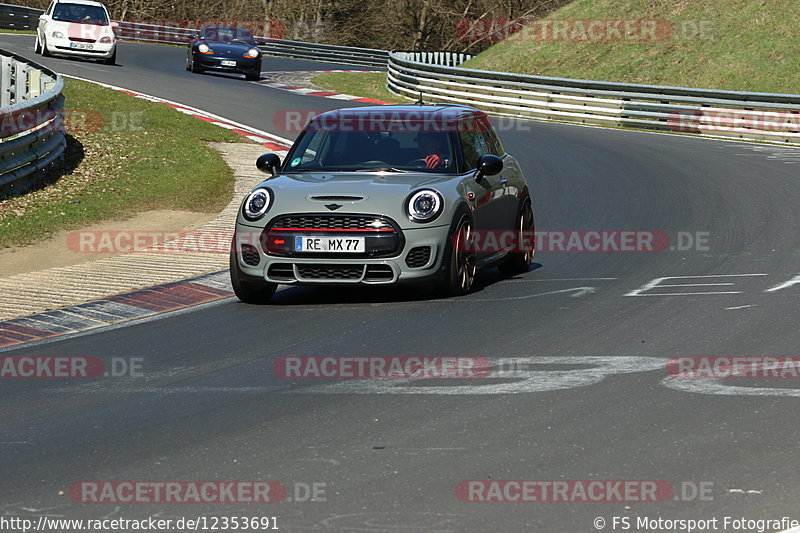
(0, 210), (215, 277)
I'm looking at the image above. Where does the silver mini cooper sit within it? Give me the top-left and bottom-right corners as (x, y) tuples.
(230, 104), (534, 303)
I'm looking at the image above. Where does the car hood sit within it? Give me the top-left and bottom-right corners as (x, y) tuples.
(238, 171), (465, 230)
(201, 41), (257, 54)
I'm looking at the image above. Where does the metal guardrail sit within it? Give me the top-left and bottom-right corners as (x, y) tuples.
(387, 51), (800, 144)
(0, 3), (388, 69)
(0, 47), (65, 197)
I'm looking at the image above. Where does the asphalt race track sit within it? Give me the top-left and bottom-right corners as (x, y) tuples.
(2, 35), (800, 532)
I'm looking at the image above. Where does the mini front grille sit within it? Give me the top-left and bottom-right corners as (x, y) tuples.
(297, 264), (364, 280)
(364, 265), (394, 281)
(68, 37), (97, 43)
(241, 244), (260, 266)
(406, 246), (432, 268)
(271, 214), (394, 231)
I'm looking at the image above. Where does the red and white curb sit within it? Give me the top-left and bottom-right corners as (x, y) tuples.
(65, 74), (293, 151)
(256, 70), (392, 105)
(0, 270), (233, 351)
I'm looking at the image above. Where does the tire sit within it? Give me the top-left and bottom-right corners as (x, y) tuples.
(190, 55), (203, 74)
(498, 198), (535, 276)
(99, 48), (116, 65)
(438, 214), (477, 297)
(229, 243), (277, 304)
(245, 72), (260, 81)
(41, 36), (51, 57)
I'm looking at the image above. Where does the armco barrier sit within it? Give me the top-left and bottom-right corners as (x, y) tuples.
(0, 47), (65, 197)
(387, 51), (800, 144)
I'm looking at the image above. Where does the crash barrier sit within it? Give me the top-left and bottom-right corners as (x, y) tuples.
(0, 3), (388, 69)
(387, 51), (800, 144)
(0, 47), (65, 197)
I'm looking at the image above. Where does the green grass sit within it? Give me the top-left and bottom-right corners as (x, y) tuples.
(0, 29), (36, 35)
(0, 78), (249, 247)
(312, 72), (408, 104)
(463, 0), (800, 94)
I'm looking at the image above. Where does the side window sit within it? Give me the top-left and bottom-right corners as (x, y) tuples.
(458, 120), (489, 170)
(482, 126), (505, 157)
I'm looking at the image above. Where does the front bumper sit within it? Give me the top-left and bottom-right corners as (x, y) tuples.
(195, 53), (261, 74)
(47, 36), (115, 58)
(234, 221), (450, 286)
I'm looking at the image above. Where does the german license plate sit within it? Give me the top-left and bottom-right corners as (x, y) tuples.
(221, 60), (237, 67)
(295, 236), (365, 253)
(70, 42), (93, 50)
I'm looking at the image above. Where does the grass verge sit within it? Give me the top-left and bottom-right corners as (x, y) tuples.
(0, 77), (249, 248)
(462, 0), (800, 94)
(312, 72), (408, 104)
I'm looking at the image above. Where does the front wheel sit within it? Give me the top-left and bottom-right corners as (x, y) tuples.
(190, 55), (204, 73)
(498, 199), (534, 275)
(229, 244), (277, 304)
(99, 48), (116, 65)
(439, 215), (477, 297)
(41, 36), (51, 57)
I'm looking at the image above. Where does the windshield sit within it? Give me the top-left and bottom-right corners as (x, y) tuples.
(199, 26), (255, 43)
(52, 3), (108, 25)
(285, 128), (456, 173)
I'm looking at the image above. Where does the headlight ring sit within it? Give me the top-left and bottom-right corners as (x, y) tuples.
(242, 188), (272, 221)
(406, 189), (443, 223)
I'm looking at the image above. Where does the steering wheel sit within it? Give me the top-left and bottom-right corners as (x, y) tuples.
(357, 160), (390, 167)
(407, 158), (428, 168)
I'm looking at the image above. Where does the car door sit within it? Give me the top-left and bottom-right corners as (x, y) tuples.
(481, 123), (519, 231)
(458, 120), (505, 257)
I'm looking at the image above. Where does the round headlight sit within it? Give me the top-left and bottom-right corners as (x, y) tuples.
(52, 31), (64, 39)
(407, 189), (443, 222)
(99, 36), (112, 44)
(198, 43), (211, 54)
(243, 188), (272, 221)
(244, 48), (260, 58)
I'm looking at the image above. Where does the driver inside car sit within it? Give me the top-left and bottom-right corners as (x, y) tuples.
(418, 133), (449, 169)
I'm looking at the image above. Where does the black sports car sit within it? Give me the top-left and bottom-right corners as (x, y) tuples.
(186, 25), (263, 81)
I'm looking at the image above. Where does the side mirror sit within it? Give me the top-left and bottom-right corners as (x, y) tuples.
(189, 34), (198, 41)
(475, 154), (503, 181)
(255, 39), (268, 46)
(111, 21), (119, 28)
(256, 153), (281, 175)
